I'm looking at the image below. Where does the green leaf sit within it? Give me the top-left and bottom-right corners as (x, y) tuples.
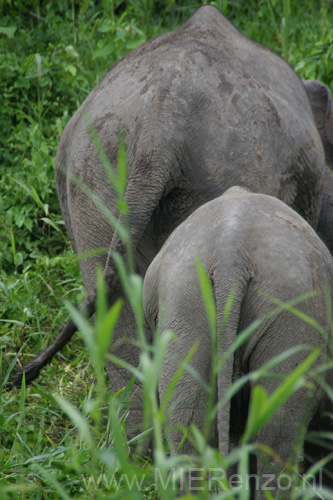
(109, 398), (130, 470)
(0, 281), (9, 297)
(65, 145), (129, 244)
(40, 217), (61, 232)
(117, 136), (128, 196)
(126, 37), (146, 50)
(243, 348), (321, 443)
(92, 42), (114, 59)
(34, 465), (72, 500)
(116, 198), (129, 215)
(0, 26), (17, 38)
(238, 448), (250, 500)
(96, 299), (123, 362)
(160, 337), (200, 414)
(35, 53), (42, 82)
(243, 385), (268, 444)
(66, 64), (77, 77)
(11, 178), (48, 214)
(65, 45), (79, 58)
(264, 348), (321, 420)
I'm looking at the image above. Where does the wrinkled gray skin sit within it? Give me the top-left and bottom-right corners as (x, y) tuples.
(14, 6), (333, 440)
(303, 79), (333, 249)
(143, 187), (333, 497)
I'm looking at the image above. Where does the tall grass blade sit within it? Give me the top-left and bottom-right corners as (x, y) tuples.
(112, 252), (145, 345)
(196, 259), (217, 336)
(34, 465), (72, 500)
(109, 398), (132, 473)
(243, 347), (321, 443)
(196, 259), (219, 442)
(160, 338), (200, 415)
(53, 394), (95, 450)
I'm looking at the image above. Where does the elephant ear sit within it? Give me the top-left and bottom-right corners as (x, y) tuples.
(303, 79), (333, 168)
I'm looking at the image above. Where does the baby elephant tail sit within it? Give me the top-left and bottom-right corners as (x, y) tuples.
(215, 281), (245, 457)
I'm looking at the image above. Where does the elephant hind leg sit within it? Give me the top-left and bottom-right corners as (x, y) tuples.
(303, 394), (333, 491)
(158, 347), (217, 495)
(155, 275), (220, 455)
(253, 389), (320, 499)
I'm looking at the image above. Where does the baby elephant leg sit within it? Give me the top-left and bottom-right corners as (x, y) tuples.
(158, 324), (214, 456)
(158, 321), (218, 494)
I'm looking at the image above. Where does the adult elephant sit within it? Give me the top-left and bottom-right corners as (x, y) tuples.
(14, 5), (333, 438)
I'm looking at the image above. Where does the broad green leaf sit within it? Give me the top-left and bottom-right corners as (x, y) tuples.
(92, 42), (114, 59)
(0, 281), (9, 297)
(66, 64), (77, 76)
(65, 45), (79, 58)
(0, 26), (16, 37)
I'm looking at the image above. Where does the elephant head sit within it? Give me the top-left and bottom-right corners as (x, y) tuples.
(304, 80), (333, 251)
(303, 79), (333, 167)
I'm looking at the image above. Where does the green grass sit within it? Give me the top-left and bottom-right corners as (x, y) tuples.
(1, 1), (333, 498)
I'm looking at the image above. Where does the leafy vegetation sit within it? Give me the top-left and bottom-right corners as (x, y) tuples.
(1, 1), (333, 498)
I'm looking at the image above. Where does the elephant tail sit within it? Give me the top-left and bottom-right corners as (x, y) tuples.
(13, 232), (123, 388)
(12, 258), (118, 387)
(215, 280), (245, 456)
(12, 288), (99, 387)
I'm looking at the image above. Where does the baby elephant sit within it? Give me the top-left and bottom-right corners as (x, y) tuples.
(143, 186), (333, 497)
